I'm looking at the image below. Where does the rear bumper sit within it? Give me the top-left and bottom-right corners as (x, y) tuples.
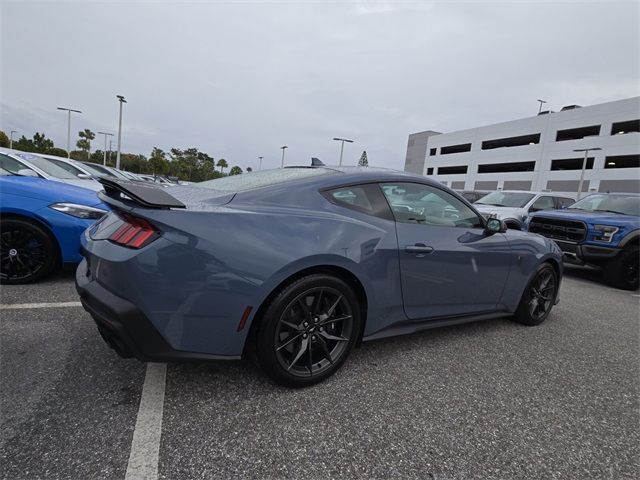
(75, 259), (240, 362)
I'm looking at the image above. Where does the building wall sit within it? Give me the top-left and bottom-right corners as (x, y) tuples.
(404, 130), (440, 174)
(404, 97), (640, 194)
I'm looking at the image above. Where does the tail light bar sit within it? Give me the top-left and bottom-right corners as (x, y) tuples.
(109, 213), (160, 249)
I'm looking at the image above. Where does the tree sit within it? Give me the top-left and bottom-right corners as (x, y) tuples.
(77, 129), (95, 159)
(0, 130), (9, 148)
(358, 150), (368, 167)
(47, 147), (68, 158)
(216, 158), (228, 173)
(148, 147), (169, 175)
(229, 166), (243, 175)
(246, 167), (253, 172)
(12, 132), (55, 153)
(33, 132), (54, 151)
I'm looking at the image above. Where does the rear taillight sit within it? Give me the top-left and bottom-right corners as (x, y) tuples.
(109, 214), (159, 249)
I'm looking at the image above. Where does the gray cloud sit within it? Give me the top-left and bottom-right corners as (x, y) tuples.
(1, 0), (638, 171)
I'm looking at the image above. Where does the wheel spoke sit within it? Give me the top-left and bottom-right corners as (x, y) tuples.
(325, 295), (343, 318)
(319, 331), (348, 342)
(297, 298), (312, 320)
(318, 314), (351, 327)
(281, 320), (302, 331)
(315, 336), (334, 365)
(276, 332), (303, 352)
(311, 288), (324, 315)
(287, 337), (309, 371)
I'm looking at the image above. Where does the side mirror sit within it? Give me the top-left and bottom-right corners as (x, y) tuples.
(485, 217), (506, 234)
(17, 169), (39, 177)
(77, 173), (91, 179)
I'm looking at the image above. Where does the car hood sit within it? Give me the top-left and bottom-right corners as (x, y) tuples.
(1, 176), (106, 208)
(474, 204), (525, 219)
(530, 209), (640, 227)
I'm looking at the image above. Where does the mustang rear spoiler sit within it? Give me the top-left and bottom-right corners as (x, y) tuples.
(98, 177), (186, 209)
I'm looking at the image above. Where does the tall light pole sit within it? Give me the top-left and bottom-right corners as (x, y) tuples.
(574, 147), (601, 199)
(9, 130), (17, 149)
(280, 146), (288, 167)
(108, 139), (113, 166)
(116, 95), (126, 169)
(258, 156), (264, 170)
(333, 137), (354, 166)
(537, 99), (547, 114)
(96, 131), (114, 166)
(57, 107), (82, 158)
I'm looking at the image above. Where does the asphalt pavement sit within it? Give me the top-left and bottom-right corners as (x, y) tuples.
(1, 266), (638, 479)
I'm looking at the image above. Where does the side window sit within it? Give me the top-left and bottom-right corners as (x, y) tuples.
(324, 184), (392, 220)
(380, 182), (483, 228)
(555, 197), (574, 209)
(329, 186), (373, 211)
(530, 196), (555, 212)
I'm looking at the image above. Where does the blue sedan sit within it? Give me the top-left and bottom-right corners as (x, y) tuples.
(76, 167), (562, 387)
(0, 168), (107, 284)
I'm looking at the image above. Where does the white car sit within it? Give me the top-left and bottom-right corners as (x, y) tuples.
(474, 190), (575, 230)
(0, 149), (103, 192)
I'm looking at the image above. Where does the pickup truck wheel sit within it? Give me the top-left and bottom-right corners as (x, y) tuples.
(603, 246), (639, 290)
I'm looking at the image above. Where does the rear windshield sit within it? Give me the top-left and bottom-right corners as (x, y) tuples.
(196, 167), (336, 192)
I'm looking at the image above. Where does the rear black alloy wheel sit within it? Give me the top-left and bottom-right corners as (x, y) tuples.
(604, 247), (639, 290)
(0, 218), (57, 285)
(513, 264), (558, 326)
(256, 275), (361, 387)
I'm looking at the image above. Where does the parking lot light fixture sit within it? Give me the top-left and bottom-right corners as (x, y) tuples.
(9, 130), (17, 149)
(57, 107), (82, 158)
(537, 99), (547, 114)
(333, 137), (354, 166)
(280, 146), (288, 168)
(97, 131), (114, 166)
(116, 95), (127, 169)
(573, 147), (602, 199)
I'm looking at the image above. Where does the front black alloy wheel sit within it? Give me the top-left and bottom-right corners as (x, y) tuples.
(0, 218), (58, 285)
(255, 274), (361, 387)
(513, 263), (558, 326)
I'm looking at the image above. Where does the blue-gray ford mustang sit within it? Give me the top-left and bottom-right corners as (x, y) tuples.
(76, 166), (563, 387)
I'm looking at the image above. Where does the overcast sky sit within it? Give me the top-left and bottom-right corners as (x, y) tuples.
(1, 0), (639, 170)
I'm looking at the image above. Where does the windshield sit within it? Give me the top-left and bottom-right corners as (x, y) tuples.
(0, 166), (13, 176)
(475, 191), (535, 208)
(75, 161), (106, 176)
(15, 153), (77, 179)
(196, 167), (336, 192)
(569, 194), (640, 216)
(47, 158), (86, 177)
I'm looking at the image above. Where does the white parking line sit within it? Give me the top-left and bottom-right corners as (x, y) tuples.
(125, 363), (167, 480)
(0, 301), (83, 310)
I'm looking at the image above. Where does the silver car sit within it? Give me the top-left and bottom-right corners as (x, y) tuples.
(0, 149), (102, 192)
(474, 190), (575, 230)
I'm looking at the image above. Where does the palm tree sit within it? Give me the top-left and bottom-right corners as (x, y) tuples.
(216, 158), (228, 173)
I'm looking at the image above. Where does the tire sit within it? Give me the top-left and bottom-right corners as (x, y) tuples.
(0, 218), (58, 285)
(513, 263), (558, 326)
(255, 274), (362, 388)
(603, 246), (639, 291)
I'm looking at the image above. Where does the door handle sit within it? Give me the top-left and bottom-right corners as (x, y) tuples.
(405, 244), (434, 254)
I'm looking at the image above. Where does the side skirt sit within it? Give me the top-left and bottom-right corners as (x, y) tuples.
(362, 311), (512, 342)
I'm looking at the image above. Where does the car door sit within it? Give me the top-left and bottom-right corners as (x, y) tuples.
(380, 182), (512, 320)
